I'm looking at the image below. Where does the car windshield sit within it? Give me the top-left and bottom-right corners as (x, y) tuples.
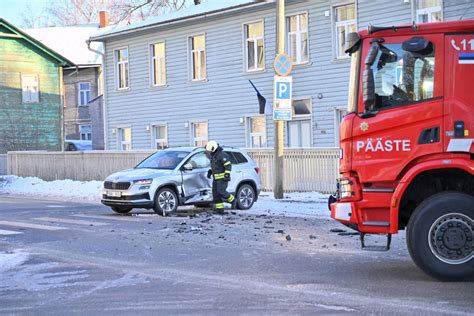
(135, 151), (189, 170)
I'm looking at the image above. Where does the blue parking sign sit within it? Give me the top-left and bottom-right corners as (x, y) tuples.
(276, 81), (291, 99)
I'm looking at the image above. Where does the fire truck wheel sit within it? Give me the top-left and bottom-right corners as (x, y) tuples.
(406, 192), (474, 281)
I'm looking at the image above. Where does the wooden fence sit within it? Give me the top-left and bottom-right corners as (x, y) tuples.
(0, 154), (6, 175)
(7, 151), (155, 182)
(7, 148), (339, 193)
(246, 148), (339, 193)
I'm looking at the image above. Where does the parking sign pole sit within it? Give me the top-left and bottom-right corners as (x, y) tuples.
(274, 0), (285, 199)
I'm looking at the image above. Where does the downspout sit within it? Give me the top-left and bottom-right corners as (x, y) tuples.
(59, 66), (65, 151)
(86, 39), (108, 150)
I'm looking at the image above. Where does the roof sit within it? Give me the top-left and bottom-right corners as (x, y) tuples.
(90, 0), (266, 41)
(0, 18), (75, 67)
(25, 24), (105, 66)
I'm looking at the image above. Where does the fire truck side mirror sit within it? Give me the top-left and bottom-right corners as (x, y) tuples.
(345, 32), (361, 55)
(362, 43), (379, 112)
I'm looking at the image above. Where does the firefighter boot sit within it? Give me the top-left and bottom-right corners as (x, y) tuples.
(228, 194), (237, 209)
(213, 202), (226, 215)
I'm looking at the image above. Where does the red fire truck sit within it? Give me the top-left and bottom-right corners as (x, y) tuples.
(329, 20), (473, 280)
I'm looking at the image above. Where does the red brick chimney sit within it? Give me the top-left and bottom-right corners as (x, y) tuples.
(99, 11), (109, 28)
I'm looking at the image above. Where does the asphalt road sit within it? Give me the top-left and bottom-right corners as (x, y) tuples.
(0, 195), (472, 315)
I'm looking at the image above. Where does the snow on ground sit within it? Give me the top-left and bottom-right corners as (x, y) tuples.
(0, 249), (29, 273)
(0, 176), (330, 218)
(0, 176), (103, 203)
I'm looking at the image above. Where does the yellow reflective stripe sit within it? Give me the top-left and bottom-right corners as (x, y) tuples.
(228, 195), (235, 202)
(224, 161), (231, 166)
(225, 170), (231, 174)
(215, 203), (224, 208)
(214, 173), (225, 180)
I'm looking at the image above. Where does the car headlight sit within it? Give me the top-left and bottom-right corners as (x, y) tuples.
(133, 179), (153, 185)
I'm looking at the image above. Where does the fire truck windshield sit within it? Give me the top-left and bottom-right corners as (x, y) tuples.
(369, 41), (435, 110)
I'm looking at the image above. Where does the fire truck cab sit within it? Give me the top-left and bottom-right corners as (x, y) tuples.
(329, 20), (474, 280)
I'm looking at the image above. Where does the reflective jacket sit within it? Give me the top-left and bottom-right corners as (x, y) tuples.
(209, 147), (232, 180)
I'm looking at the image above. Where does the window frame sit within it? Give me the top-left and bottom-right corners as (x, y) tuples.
(188, 33), (207, 82)
(286, 11), (310, 65)
(79, 124), (92, 141)
(149, 41), (167, 87)
(414, 0), (443, 23)
(190, 121), (208, 146)
(286, 98), (313, 148)
(117, 126), (132, 151)
(363, 39), (438, 113)
(333, 107), (348, 146)
(78, 82), (91, 106)
(114, 47), (130, 90)
(245, 115), (267, 148)
(151, 123), (168, 149)
(243, 19), (266, 72)
(21, 74), (40, 103)
(331, 3), (357, 60)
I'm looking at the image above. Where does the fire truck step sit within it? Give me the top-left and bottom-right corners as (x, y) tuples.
(359, 232), (392, 251)
(362, 221), (390, 227)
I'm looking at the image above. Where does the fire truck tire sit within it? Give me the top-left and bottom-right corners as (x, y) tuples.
(406, 191), (474, 281)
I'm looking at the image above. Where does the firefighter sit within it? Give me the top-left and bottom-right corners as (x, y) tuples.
(205, 141), (235, 214)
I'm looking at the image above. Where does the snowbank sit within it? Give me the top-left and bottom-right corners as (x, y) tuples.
(0, 176), (330, 218)
(0, 176), (103, 203)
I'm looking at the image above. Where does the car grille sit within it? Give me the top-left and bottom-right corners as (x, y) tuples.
(104, 181), (131, 190)
(102, 193), (150, 201)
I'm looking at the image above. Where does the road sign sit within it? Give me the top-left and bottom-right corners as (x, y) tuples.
(273, 75), (292, 121)
(273, 53), (293, 76)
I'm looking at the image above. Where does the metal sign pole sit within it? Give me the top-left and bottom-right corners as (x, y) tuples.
(274, 0), (285, 199)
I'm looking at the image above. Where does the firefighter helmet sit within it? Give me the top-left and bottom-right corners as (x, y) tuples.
(205, 140), (218, 153)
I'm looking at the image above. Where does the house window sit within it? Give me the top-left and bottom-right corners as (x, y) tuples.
(115, 48), (129, 89)
(189, 35), (206, 81)
(79, 124), (92, 140)
(287, 13), (309, 64)
(21, 74), (39, 103)
(78, 82), (91, 106)
(152, 124), (168, 149)
(416, 0), (442, 23)
(247, 116), (266, 148)
(151, 42), (166, 86)
(334, 4), (356, 59)
(118, 127), (132, 150)
(287, 99), (312, 148)
(191, 122), (208, 146)
(244, 21), (265, 71)
(334, 108), (348, 146)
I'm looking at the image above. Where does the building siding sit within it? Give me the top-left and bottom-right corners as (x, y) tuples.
(0, 28), (63, 153)
(101, 0), (474, 151)
(64, 67), (100, 140)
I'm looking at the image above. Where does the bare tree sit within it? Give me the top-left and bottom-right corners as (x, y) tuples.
(21, 0), (199, 27)
(19, 4), (51, 28)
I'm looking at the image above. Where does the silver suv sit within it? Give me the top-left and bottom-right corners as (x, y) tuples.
(101, 147), (261, 215)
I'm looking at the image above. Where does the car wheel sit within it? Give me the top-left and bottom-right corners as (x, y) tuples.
(111, 206), (132, 214)
(154, 187), (178, 216)
(406, 192), (473, 281)
(236, 184), (256, 210)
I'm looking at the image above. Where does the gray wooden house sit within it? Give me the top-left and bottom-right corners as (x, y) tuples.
(26, 18), (107, 150)
(90, 0), (474, 151)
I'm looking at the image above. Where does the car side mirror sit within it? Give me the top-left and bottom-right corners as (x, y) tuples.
(182, 163), (193, 171)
